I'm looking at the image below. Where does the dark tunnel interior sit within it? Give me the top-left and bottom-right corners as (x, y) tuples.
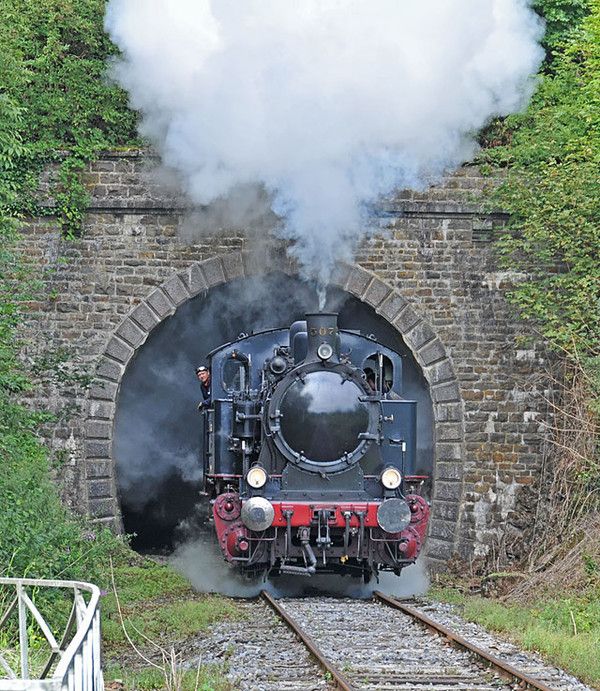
(114, 272), (434, 552)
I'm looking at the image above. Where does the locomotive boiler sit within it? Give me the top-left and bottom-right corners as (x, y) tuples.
(200, 312), (429, 581)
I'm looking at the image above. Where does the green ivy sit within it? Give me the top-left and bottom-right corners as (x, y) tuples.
(0, 0), (139, 235)
(481, 1), (600, 519)
(483, 1), (600, 360)
(533, 0), (591, 60)
(0, 30), (123, 583)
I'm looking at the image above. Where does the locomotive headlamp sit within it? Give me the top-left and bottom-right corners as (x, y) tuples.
(246, 465), (267, 489)
(377, 498), (412, 533)
(317, 343), (334, 360)
(380, 466), (402, 490)
(241, 497), (275, 531)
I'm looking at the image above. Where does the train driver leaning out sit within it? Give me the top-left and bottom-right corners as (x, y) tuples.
(196, 365), (211, 409)
(364, 367), (401, 400)
(364, 368), (378, 393)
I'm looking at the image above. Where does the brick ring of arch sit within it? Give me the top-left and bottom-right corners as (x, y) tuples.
(85, 249), (464, 569)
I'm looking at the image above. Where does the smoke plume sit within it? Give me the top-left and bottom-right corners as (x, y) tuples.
(105, 0), (543, 286)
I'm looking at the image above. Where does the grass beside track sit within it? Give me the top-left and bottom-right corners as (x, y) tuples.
(100, 556), (242, 691)
(430, 585), (600, 688)
(103, 665), (232, 691)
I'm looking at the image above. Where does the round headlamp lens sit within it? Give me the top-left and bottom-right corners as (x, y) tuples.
(241, 497), (274, 531)
(247, 466), (267, 489)
(381, 466), (402, 490)
(317, 343), (334, 360)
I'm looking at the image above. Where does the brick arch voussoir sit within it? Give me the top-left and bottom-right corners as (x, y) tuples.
(85, 250), (465, 565)
(88, 249), (290, 399)
(85, 250), (253, 526)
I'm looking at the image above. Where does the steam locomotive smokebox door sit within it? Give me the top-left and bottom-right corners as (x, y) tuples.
(212, 400), (237, 475)
(380, 400), (417, 475)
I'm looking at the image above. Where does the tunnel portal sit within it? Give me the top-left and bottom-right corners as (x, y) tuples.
(114, 273), (435, 552)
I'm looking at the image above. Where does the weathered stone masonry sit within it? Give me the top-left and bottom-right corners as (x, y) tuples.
(21, 151), (547, 571)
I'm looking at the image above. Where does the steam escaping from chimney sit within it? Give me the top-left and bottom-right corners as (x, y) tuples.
(105, 0), (543, 287)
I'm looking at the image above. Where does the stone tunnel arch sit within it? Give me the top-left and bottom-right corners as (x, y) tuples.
(85, 249), (465, 568)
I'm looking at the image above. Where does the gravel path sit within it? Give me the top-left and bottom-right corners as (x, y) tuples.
(183, 599), (331, 691)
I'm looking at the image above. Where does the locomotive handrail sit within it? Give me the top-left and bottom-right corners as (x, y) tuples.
(0, 577), (104, 690)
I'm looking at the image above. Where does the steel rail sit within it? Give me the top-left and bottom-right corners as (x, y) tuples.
(374, 591), (555, 691)
(260, 590), (354, 691)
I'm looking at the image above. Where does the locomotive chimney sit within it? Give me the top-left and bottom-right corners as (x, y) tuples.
(305, 312), (340, 363)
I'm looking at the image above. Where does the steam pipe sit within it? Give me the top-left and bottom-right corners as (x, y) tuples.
(279, 527), (317, 575)
(279, 564), (316, 576)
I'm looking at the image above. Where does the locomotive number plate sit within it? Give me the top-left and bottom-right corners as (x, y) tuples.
(309, 326), (338, 336)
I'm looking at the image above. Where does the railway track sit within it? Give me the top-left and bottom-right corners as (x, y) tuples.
(260, 590), (579, 691)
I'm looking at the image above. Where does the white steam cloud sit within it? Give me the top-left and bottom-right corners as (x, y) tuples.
(105, 0), (543, 284)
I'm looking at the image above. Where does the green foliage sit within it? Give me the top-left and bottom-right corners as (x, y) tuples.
(102, 596), (242, 647)
(101, 562), (242, 647)
(533, 0), (590, 60)
(103, 563), (194, 605)
(0, 28), (124, 585)
(0, 421), (120, 581)
(104, 665), (232, 691)
(101, 561), (240, 690)
(0, 0), (138, 234)
(0, 95), (26, 211)
(493, 166), (599, 353)
(484, 1), (600, 369)
(481, 1), (600, 530)
(0, 188), (125, 654)
(0, 0), (137, 148)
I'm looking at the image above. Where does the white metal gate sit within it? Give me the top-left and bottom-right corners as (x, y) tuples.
(0, 578), (104, 691)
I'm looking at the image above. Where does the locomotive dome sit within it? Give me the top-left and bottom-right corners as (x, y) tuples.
(279, 370), (369, 463)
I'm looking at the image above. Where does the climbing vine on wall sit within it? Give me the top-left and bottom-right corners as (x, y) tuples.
(483, 0), (600, 529)
(0, 0), (139, 235)
(0, 4), (124, 580)
(485, 1), (599, 375)
(533, 0), (590, 60)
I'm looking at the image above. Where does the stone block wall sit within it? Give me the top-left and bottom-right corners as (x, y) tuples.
(20, 151), (548, 570)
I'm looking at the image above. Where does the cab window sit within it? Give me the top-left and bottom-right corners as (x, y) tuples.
(363, 353), (394, 395)
(222, 356), (248, 393)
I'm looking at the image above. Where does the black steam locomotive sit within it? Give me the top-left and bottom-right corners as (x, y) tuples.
(200, 313), (429, 581)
